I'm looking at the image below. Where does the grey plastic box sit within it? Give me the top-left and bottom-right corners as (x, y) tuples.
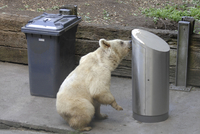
(132, 29), (170, 122)
(21, 13), (81, 98)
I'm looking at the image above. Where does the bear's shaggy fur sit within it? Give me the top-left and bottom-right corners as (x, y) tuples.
(56, 39), (132, 131)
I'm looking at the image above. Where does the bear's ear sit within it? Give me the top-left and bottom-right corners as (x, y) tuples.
(99, 39), (110, 48)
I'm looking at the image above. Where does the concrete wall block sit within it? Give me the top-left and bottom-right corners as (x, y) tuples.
(0, 13), (30, 32)
(0, 30), (27, 48)
(0, 46), (28, 64)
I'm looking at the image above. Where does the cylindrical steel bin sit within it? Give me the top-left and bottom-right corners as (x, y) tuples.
(132, 29), (170, 122)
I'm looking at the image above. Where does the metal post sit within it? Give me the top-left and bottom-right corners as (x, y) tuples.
(170, 17), (195, 91)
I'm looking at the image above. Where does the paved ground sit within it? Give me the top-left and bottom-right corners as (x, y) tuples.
(0, 130), (49, 134)
(0, 61), (200, 134)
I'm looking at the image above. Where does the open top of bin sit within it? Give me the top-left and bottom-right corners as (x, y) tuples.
(21, 13), (81, 36)
(132, 29), (170, 52)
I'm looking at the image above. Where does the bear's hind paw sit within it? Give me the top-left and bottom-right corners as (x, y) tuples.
(80, 126), (92, 131)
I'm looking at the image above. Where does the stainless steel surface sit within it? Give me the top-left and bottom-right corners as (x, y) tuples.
(133, 112), (168, 123)
(175, 21), (190, 87)
(132, 29), (170, 117)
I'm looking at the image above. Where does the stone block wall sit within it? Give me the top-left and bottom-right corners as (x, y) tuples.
(0, 13), (199, 86)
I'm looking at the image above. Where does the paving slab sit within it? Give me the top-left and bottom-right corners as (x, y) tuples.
(0, 61), (200, 134)
(0, 130), (50, 134)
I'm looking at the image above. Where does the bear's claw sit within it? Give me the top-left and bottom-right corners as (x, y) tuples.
(116, 105), (123, 111)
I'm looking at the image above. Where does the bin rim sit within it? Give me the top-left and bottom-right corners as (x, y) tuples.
(132, 29), (170, 52)
(21, 16), (81, 36)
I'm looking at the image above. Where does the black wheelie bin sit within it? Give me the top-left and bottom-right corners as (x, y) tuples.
(21, 11), (81, 98)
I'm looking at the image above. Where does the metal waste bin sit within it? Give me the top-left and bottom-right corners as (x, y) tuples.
(21, 12), (81, 98)
(132, 29), (170, 122)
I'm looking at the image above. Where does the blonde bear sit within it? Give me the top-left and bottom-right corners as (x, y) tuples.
(56, 39), (132, 131)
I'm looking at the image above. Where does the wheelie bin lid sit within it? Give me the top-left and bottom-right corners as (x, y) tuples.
(21, 13), (81, 36)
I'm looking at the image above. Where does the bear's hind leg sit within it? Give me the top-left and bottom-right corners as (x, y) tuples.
(69, 100), (95, 131)
(69, 114), (93, 131)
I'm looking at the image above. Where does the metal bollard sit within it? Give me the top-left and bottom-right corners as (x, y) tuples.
(170, 17), (195, 91)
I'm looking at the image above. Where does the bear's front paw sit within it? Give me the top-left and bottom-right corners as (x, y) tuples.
(116, 105), (123, 111)
(111, 101), (123, 111)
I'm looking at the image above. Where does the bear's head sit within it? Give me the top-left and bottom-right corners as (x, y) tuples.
(99, 39), (132, 70)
